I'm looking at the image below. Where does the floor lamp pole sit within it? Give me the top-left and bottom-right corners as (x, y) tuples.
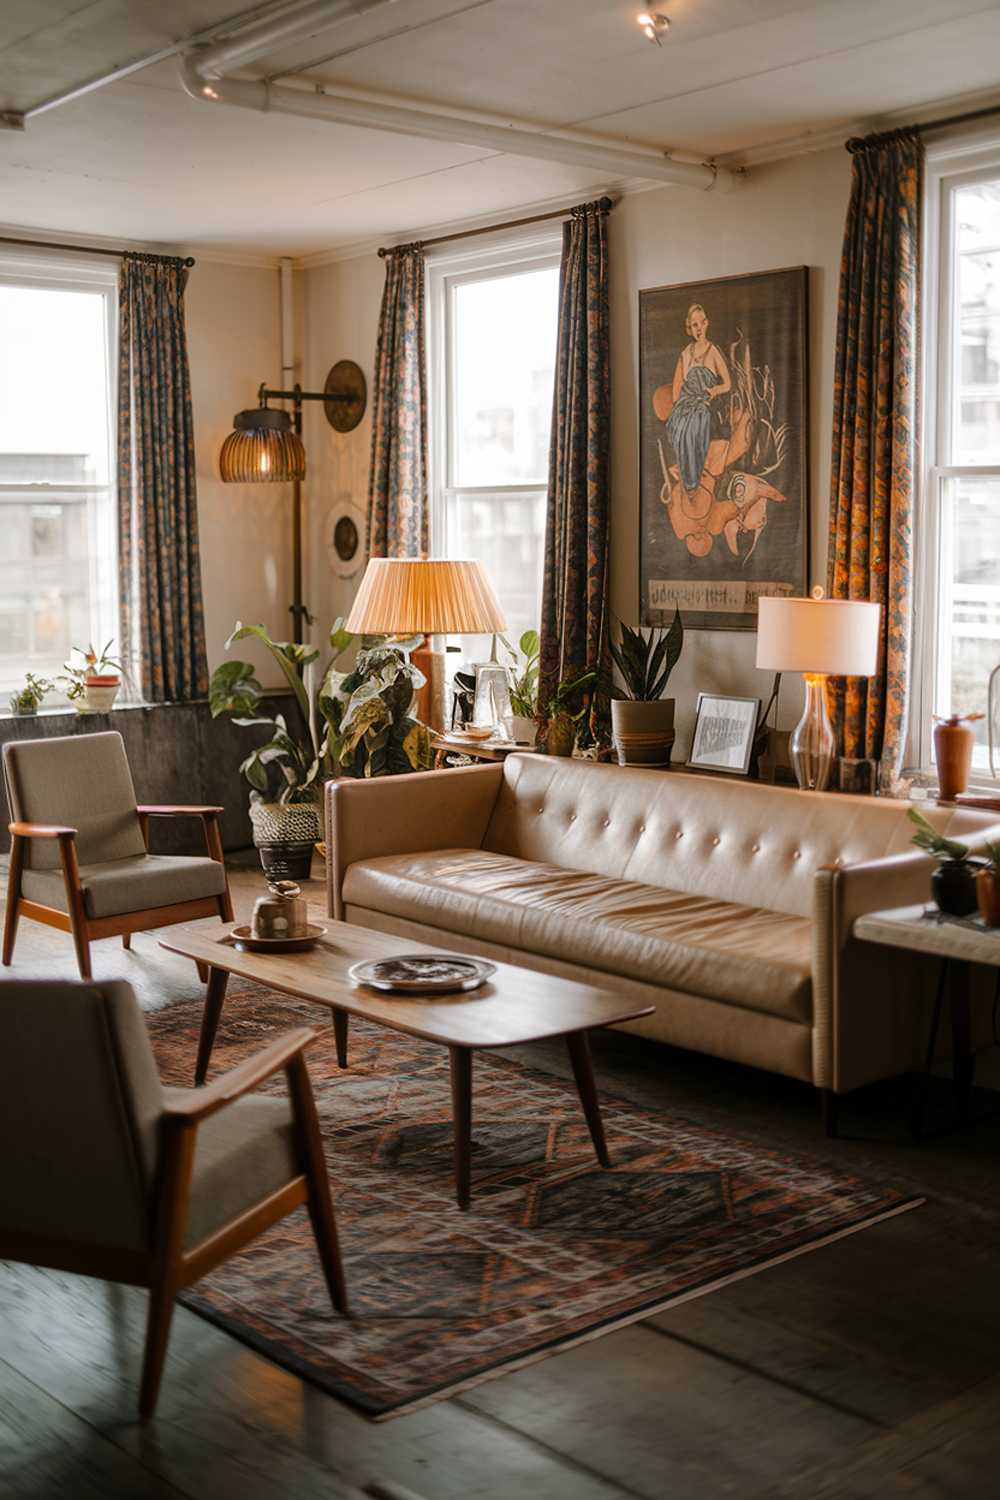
(291, 388), (306, 645)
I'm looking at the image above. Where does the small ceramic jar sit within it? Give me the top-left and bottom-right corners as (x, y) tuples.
(251, 880), (308, 939)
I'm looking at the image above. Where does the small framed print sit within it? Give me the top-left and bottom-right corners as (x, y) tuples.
(687, 693), (761, 776)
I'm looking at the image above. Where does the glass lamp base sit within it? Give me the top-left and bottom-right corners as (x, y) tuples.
(790, 674), (836, 792)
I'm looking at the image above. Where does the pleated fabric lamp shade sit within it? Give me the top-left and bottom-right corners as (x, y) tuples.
(345, 558), (507, 635)
(219, 407), (306, 483)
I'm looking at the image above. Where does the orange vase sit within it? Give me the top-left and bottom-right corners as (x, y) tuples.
(934, 716), (975, 801)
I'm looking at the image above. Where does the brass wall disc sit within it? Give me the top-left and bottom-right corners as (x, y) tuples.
(323, 359), (367, 432)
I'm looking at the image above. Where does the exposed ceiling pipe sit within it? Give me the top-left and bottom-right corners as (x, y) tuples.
(189, 0), (403, 80)
(180, 60), (734, 190)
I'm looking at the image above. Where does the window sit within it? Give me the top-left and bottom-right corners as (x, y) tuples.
(428, 238), (560, 661)
(0, 257), (117, 699)
(920, 149), (1000, 776)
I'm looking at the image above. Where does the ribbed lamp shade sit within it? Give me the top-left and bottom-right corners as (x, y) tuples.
(219, 408), (306, 483)
(756, 596), (881, 676)
(345, 558), (507, 635)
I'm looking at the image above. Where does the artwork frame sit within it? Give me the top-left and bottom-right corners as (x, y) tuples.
(639, 266), (809, 632)
(687, 693), (761, 776)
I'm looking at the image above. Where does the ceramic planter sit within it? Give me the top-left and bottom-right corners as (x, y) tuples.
(508, 714), (538, 747)
(611, 698), (675, 767)
(977, 868), (1000, 927)
(931, 861), (979, 916)
(546, 712), (576, 757)
(81, 675), (120, 714)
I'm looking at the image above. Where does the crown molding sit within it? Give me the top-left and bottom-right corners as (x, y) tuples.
(295, 176), (660, 269)
(0, 220), (283, 271)
(716, 82), (1000, 168)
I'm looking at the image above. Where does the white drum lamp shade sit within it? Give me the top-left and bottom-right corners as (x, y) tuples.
(756, 596), (881, 677)
(755, 594), (881, 792)
(345, 558), (506, 636)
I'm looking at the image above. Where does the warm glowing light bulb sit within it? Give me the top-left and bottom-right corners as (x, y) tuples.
(259, 449), (270, 475)
(644, 23), (655, 38)
(637, 11), (654, 22)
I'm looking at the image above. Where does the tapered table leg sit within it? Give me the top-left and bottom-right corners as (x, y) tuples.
(449, 1045), (473, 1210)
(332, 1006), (349, 1068)
(194, 966), (229, 1086)
(566, 1030), (610, 1167)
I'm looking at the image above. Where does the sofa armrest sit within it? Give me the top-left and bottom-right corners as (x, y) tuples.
(812, 850), (938, 1094)
(325, 763), (505, 920)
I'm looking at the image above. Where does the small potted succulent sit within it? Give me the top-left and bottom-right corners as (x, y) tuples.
(976, 842), (1000, 928)
(9, 673), (52, 716)
(504, 629), (540, 745)
(907, 807), (982, 916)
(59, 641), (126, 714)
(546, 669), (597, 757)
(608, 608), (684, 767)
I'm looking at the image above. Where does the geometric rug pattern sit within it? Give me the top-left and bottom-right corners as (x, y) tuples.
(146, 982), (922, 1419)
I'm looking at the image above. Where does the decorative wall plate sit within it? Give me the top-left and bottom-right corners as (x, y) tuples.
(327, 497), (367, 580)
(349, 955), (497, 994)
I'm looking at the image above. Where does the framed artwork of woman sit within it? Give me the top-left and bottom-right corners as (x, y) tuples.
(639, 266), (809, 632)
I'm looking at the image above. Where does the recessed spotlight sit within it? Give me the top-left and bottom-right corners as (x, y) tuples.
(637, 11), (670, 45)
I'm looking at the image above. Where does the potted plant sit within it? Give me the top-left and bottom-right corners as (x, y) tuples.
(977, 842), (1000, 928)
(907, 807), (982, 916)
(608, 609), (684, 767)
(210, 621), (354, 879)
(546, 669), (597, 757)
(8, 673), (52, 717)
(321, 642), (434, 779)
(59, 641), (126, 714)
(504, 629), (540, 745)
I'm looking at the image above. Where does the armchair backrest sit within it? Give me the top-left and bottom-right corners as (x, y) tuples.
(3, 732), (146, 871)
(0, 980), (164, 1252)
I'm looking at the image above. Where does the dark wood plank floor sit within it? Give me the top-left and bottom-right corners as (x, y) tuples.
(3, 858), (1000, 1499)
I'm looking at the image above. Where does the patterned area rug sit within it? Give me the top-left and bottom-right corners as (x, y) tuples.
(148, 984), (922, 1420)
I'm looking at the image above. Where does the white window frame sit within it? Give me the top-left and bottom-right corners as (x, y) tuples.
(0, 251), (118, 699)
(426, 231), (561, 618)
(913, 132), (1000, 779)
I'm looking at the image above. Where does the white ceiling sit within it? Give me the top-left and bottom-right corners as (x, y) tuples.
(2, 0), (1000, 258)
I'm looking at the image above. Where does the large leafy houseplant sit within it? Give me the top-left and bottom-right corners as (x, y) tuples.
(320, 642), (433, 779)
(608, 609), (683, 767)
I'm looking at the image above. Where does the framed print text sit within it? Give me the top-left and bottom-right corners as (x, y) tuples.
(639, 266), (809, 631)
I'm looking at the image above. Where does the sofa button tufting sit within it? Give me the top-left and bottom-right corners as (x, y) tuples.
(711, 836), (720, 847)
(792, 850), (801, 859)
(674, 830), (683, 840)
(602, 818), (610, 828)
(751, 843), (760, 853)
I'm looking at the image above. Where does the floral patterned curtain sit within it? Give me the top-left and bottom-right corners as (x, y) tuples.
(367, 244), (429, 558)
(117, 253), (208, 702)
(539, 198), (613, 737)
(826, 129), (923, 790)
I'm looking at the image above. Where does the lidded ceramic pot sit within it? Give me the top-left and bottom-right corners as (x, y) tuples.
(251, 880), (308, 939)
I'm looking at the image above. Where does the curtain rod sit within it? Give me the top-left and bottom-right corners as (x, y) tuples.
(377, 196), (615, 258)
(0, 233), (195, 267)
(847, 101), (1000, 152)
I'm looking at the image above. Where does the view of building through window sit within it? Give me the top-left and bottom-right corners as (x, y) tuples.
(435, 257), (559, 672)
(0, 276), (116, 697)
(933, 176), (1000, 769)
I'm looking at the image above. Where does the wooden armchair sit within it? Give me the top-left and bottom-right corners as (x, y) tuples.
(0, 978), (348, 1420)
(2, 732), (233, 979)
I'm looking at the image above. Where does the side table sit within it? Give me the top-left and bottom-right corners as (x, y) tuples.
(853, 904), (1000, 1136)
(431, 734), (526, 768)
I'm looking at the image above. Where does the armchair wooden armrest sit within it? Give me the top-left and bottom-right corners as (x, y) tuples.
(8, 821), (77, 840)
(136, 805), (225, 817)
(163, 1027), (317, 1125)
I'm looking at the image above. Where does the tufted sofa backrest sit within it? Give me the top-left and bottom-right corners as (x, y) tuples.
(482, 754), (1000, 918)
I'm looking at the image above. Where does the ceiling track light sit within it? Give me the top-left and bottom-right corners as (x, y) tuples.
(637, 11), (670, 45)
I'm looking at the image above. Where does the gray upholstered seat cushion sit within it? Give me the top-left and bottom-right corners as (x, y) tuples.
(162, 1090), (299, 1248)
(22, 854), (227, 919)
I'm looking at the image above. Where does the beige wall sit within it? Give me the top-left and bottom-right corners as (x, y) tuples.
(300, 146), (853, 749)
(186, 260), (292, 689)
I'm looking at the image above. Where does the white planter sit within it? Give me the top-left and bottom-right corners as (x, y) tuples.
(79, 678), (120, 714)
(507, 714), (538, 746)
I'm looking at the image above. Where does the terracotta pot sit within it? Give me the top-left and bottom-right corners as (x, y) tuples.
(546, 712), (576, 757)
(82, 675), (120, 714)
(611, 699), (675, 767)
(977, 868), (1000, 927)
(934, 717), (975, 800)
(931, 861), (978, 916)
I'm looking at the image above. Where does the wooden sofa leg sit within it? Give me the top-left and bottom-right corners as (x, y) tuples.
(821, 1090), (838, 1139)
(2, 834), (24, 965)
(122, 932), (132, 951)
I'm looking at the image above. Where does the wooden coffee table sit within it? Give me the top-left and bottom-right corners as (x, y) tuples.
(161, 918), (654, 1209)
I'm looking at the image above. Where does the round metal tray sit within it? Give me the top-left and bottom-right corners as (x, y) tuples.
(230, 923), (325, 954)
(348, 954), (496, 994)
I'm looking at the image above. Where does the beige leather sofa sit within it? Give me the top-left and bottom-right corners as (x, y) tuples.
(326, 753), (1000, 1127)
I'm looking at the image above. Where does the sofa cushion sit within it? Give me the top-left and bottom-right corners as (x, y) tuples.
(343, 849), (813, 1023)
(22, 854), (227, 920)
